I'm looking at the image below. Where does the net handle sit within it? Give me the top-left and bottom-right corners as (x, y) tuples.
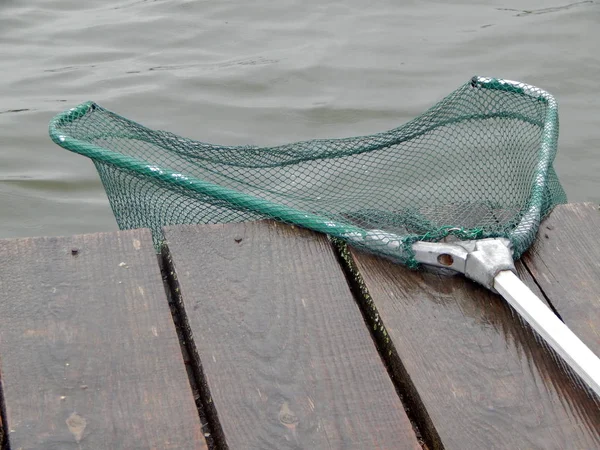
(495, 270), (600, 398)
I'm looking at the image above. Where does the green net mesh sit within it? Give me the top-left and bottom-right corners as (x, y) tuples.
(49, 76), (566, 267)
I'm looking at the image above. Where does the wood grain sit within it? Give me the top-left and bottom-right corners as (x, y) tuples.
(348, 246), (600, 450)
(0, 230), (206, 450)
(523, 203), (600, 375)
(163, 221), (421, 450)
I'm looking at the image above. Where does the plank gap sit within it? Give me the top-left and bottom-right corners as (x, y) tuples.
(0, 375), (8, 450)
(331, 240), (439, 450)
(162, 221), (420, 449)
(520, 256), (564, 322)
(160, 245), (229, 450)
(156, 253), (218, 450)
(521, 203), (600, 401)
(0, 230), (206, 449)
(348, 239), (600, 448)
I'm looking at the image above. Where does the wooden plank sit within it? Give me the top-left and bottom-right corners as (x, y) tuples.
(523, 203), (600, 363)
(163, 221), (421, 450)
(0, 230), (206, 450)
(348, 247), (600, 450)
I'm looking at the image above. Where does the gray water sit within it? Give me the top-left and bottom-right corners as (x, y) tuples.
(1, 0), (598, 239)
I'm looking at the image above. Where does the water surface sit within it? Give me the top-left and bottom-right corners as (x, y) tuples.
(1, 0), (598, 238)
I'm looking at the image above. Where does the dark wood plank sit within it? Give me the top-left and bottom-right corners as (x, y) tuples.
(0, 230), (206, 450)
(523, 203), (600, 360)
(348, 247), (600, 450)
(163, 221), (421, 450)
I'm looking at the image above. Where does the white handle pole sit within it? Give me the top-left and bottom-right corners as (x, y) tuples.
(494, 270), (600, 398)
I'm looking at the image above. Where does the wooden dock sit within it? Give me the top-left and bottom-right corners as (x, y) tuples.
(0, 203), (599, 450)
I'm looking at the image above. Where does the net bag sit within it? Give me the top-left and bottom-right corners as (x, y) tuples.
(49, 76), (566, 267)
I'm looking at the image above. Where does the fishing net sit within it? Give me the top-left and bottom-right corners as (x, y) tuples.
(49, 76), (566, 267)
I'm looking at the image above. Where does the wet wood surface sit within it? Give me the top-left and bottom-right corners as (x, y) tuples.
(0, 203), (598, 450)
(163, 221), (421, 450)
(523, 203), (600, 385)
(0, 230), (206, 450)
(349, 245), (600, 449)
